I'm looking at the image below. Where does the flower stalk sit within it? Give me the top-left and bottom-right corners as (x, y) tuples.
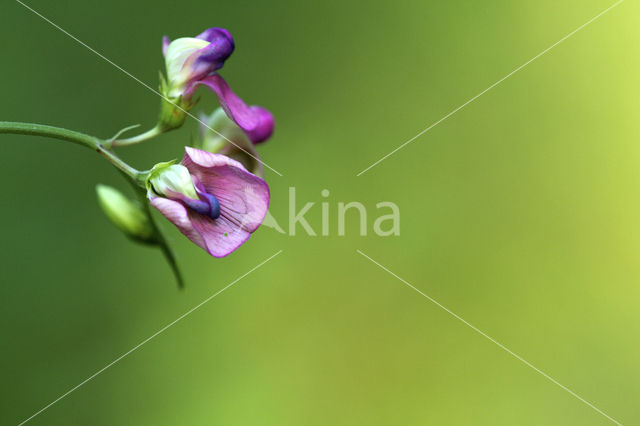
(111, 124), (165, 147)
(128, 180), (185, 288)
(0, 121), (146, 184)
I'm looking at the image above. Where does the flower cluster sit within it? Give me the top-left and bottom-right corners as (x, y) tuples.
(146, 27), (275, 257)
(2, 26), (275, 287)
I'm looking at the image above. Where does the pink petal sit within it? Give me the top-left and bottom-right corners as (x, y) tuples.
(182, 147), (270, 234)
(150, 197), (206, 250)
(189, 212), (251, 258)
(194, 74), (260, 135)
(189, 75), (275, 144)
(151, 195), (253, 258)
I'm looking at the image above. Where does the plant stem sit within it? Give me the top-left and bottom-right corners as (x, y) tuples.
(128, 181), (185, 289)
(0, 121), (145, 185)
(112, 124), (163, 147)
(159, 239), (185, 289)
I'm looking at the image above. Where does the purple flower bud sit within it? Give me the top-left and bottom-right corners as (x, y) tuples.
(159, 28), (274, 143)
(148, 148), (270, 258)
(163, 28), (235, 99)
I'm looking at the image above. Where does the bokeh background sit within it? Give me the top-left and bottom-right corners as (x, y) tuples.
(1, 0), (639, 424)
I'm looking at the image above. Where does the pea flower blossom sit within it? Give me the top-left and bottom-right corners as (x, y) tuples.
(148, 147), (270, 258)
(160, 29), (274, 142)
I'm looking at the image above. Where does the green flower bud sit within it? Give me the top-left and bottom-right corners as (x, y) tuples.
(197, 107), (265, 178)
(96, 184), (154, 242)
(200, 108), (245, 152)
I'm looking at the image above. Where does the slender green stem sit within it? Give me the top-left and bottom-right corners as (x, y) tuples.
(112, 124), (163, 147)
(108, 123), (141, 142)
(128, 181), (185, 289)
(0, 121), (145, 185)
(159, 239), (185, 289)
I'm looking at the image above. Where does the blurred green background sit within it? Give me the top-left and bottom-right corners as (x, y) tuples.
(1, 0), (639, 424)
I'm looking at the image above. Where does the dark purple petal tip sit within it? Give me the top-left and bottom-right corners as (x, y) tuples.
(196, 27), (235, 52)
(246, 106), (275, 144)
(193, 28), (235, 73)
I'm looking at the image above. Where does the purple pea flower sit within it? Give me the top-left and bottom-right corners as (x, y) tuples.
(159, 27), (273, 142)
(163, 28), (235, 100)
(148, 147), (270, 258)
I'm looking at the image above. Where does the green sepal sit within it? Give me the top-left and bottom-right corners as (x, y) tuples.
(145, 160), (178, 195)
(156, 71), (199, 132)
